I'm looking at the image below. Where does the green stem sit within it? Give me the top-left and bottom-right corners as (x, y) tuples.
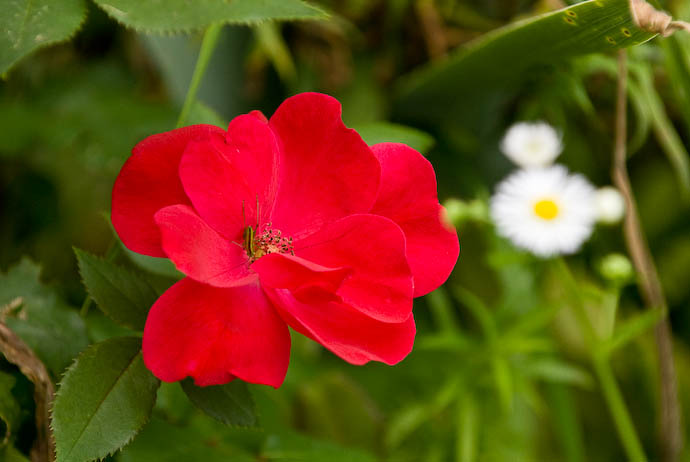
(555, 258), (646, 461)
(176, 23), (223, 128)
(593, 354), (647, 462)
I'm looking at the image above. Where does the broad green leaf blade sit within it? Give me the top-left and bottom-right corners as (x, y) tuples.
(181, 379), (257, 427)
(394, 0), (657, 123)
(352, 122), (436, 155)
(0, 0), (87, 75)
(92, 0), (327, 34)
(75, 248), (158, 331)
(0, 259), (88, 377)
(0, 372), (20, 448)
(52, 337), (160, 462)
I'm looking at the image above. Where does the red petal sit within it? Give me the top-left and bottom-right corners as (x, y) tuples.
(370, 143), (459, 297)
(252, 253), (351, 298)
(143, 278), (290, 387)
(295, 214), (413, 323)
(179, 115), (280, 241)
(112, 125), (224, 257)
(268, 93), (380, 238)
(154, 205), (254, 287)
(266, 287), (415, 365)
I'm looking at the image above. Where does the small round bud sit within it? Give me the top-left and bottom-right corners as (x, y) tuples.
(500, 121), (563, 167)
(595, 186), (626, 224)
(598, 253), (634, 285)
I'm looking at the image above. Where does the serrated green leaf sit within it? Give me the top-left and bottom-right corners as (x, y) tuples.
(181, 379), (257, 427)
(92, 0), (327, 34)
(352, 121), (436, 155)
(0, 259), (88, 377)
(394, 0), (657, 124)
(75, 248), (157, 331)
(52, 336), (160, 462)
(0, 0), (87, 75)
(0, 372), (20, 448)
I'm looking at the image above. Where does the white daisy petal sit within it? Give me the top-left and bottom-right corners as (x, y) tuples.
(490, 165), (597, 257)
(500, 121), (563, 167)
(595, 186), (626, 224)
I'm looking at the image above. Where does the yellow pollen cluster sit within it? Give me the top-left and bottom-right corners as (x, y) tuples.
(534, 199), (559, 220)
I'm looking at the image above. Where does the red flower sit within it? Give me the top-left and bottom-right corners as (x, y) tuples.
(112, 93), (459, 387)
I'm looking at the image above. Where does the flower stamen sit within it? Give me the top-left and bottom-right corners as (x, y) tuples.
(534, 199), (559, 221)
(245, 223), (294, 261)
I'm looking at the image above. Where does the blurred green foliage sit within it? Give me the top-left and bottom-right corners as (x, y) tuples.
(2, 0), (690, 461)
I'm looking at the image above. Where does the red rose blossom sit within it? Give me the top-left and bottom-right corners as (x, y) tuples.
(112, 93), (459, 388)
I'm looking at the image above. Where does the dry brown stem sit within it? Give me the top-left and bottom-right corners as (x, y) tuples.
(612, 50), (683, 462)
(630, 0), (690, 37)
(0, 322), (55, 462)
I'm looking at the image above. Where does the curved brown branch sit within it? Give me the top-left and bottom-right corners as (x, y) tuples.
(612, 50), (683, 462)
(0, 322), (55, 462)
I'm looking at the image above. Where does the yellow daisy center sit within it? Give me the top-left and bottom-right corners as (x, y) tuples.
(534, 199), (559, 220)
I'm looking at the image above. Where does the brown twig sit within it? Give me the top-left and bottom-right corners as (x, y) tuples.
(415, 0), (448, 59)
(0, 322), (55, 462)
(612, 50), (683, 462)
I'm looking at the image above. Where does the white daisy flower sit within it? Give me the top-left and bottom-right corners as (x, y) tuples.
(490, 165), (597, 257)
(500, 121), (563, 167)
(594, 186), (626, 224)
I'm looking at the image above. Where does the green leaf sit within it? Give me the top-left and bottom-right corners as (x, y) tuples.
(0, 0), (87, 75)
(601, 308), (665, 355)
(0, 444), (29, 462)
(0, 372), (20, 448)
(92, 0), (327, 34)
(631, 57), (690, 199)
(524, 358), (594, 389)
(52, 337), (160, 462)
(187, 101), (228, 127)
(75, 248), (158, 331)
(262, 431), (376, 462)
(0, 259), (88, 377)
(104, 213), (183, 280)
(352, 121), (436, 154)
(181, 379), (257, 427)
(394, 0), (657, 124)
(119, 417), (254, 462)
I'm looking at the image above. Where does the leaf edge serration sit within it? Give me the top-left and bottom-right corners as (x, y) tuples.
(50, 337), (160, 462)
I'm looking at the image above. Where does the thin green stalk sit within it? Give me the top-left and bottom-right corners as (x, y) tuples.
(555, 258), (646, 461)
(592, 354), (647, 462)
(456, 392), (478, 462)
(176, 23), (223, 128)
